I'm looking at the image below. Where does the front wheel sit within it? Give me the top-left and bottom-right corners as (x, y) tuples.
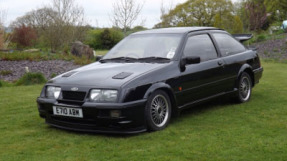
(145, 90), (171, 131)
(235, 72), (252, 103)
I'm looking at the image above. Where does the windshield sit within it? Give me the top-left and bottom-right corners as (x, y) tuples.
(103, 34), (182, 60)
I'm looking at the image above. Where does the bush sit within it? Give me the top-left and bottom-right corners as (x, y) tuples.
(16, 72), (47, 86)
(11, 24), (37, 48)
(100, 29), (113, 49)
(256, 34), (267, 42)
(0, 70), (13, 76)
(50, 73), (57, 78)
(85, 28), (124, 50)
(0, 80), (13, 87)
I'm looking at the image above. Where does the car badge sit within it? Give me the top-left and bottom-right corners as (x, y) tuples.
(71, 87), (79, 91)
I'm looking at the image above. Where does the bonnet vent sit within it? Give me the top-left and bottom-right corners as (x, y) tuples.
(62, 71), (78, 77)
(112, 72), (133, 79)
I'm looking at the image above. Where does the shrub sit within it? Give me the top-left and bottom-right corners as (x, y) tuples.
(85, 29), (102, 49)
(0, 70), (13, 76)
(0, 80), (14, 87)
(256, 34), (267, 42)
(100, 29), (113, 49)
(50, 73), (57, 78)
(85, 28), (124, 50)
(16, 72), (47, 86)
(11, 24), (37, 48)
(73, 55), (94, 65)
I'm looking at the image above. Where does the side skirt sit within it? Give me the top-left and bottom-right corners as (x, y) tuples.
(178, 89), (238, 110)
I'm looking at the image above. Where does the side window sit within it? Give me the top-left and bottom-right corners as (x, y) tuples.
(213, 33), (246, 56)
(183, 34), (217, 62)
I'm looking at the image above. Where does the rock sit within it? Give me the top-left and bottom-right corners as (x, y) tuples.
(71, 41), (94, 59)
(25, 67), (29, 73)
(23, 49), (40, 53)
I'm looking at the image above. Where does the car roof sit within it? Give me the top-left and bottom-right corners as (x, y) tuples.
(132, 27), (222, 35)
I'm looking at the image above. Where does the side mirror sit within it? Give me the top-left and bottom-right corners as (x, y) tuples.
(180, 56), (200, 72)
(96, 55), (103, 61)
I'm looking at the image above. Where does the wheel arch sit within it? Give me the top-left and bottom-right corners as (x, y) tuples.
(237, 64), (255, 87)
(143, 82), (178, 116)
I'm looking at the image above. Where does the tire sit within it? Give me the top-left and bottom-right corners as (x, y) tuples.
(235, 72), (252, 103)
(145, 90), (172, 131)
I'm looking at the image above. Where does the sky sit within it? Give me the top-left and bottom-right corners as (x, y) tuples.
(0, 0), (187, 28)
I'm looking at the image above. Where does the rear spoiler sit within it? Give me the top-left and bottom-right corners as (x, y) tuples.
(232, 34), (253, 42)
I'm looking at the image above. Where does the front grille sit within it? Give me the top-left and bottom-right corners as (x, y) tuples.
(62, 91), (86, 101)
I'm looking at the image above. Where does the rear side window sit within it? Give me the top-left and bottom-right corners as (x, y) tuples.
(183, 34), (218, 62)
(213, 33), (246, 56)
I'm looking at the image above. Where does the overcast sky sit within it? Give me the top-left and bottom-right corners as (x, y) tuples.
(0, 0), (189, 28)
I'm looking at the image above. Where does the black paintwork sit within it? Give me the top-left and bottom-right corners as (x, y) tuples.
(37, 27), (263, 134)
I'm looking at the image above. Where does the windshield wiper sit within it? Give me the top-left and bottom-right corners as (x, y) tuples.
(100, 57), (138, 63)
(100, 56), (170, 63)
(138, 57), (170, 61)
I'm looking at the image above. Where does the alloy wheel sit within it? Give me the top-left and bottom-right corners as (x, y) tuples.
(150, 94), (169, 128)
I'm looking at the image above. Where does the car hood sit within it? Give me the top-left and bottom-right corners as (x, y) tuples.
(50, 62), (168, 88)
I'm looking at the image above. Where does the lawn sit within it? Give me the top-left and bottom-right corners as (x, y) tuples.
(0, 62), (287, 161)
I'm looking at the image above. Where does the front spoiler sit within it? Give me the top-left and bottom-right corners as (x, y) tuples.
(37, 98), (148, 134)
(45, 119), (147, 134)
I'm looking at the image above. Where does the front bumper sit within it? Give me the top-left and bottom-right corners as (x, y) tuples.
(37, 98), (147, 134)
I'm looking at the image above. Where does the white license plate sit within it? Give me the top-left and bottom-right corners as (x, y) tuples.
(53, 106), (83, 118)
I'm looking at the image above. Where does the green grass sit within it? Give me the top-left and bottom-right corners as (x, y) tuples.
(0, 62), (287, 161)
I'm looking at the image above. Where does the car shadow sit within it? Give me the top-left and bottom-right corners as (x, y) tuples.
(47, 126), (144, 138)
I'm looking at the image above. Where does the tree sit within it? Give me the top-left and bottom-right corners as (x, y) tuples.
(156, 0), (174, 28)
(234, 1), (249, 31)
(111, 0), (144, 36)
(245, 0), (268, 31)
(234, 0), (269, 31)
(232, 16), (244, 33)
(157, 0), (234, 28)
(0, 10), (5, 49)
(0, 9), (12, 49)
(10, 0), (88, 51)
(47, 0), (87, 50)
(264, 0), (287, 21)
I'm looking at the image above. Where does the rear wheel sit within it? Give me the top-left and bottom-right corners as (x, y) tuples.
(235, 72), (252, 103)
(145, 90), (171, 131)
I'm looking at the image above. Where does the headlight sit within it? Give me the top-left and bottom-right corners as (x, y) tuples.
(46, 86), (61, 99)
(90, 89), (118, 103)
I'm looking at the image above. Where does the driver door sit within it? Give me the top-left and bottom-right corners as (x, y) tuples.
(176, 33), (226, 107)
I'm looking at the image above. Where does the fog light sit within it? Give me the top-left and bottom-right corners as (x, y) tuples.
(110, 110), (121, 118)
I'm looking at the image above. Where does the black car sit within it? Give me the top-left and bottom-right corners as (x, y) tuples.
(37, 27), (263, 134)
